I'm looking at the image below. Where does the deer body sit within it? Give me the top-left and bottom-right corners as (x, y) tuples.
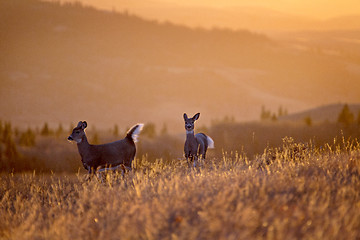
(68, 121), (143, 173)
(184, 131), (209, 159)
(183, 113), (214, 167)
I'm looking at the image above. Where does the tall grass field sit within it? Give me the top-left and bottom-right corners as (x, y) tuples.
(1, 137), (359, 239)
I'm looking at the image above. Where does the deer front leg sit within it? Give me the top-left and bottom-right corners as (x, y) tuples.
(185, 152), (192, 168)
(193, 155), (197, 168)
(189, 152), (200, 168)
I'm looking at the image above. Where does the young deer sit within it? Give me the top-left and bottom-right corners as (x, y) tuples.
(68, 121), (144, 174)
(183, 113), (214, 167)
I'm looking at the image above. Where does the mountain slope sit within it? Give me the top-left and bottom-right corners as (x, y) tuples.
(55, 0), (360, 31)
(1, 0), (360, 130)
(280, 103), (360, 123)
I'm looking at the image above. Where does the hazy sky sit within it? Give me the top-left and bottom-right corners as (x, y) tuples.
(76, 0), (360, 19)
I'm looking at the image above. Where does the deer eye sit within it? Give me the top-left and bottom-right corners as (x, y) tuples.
(75, 130), (80, 134)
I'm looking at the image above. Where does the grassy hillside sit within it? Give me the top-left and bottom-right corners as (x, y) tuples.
(1, 113), (360, 173)
(1, 140), (359, 239)
(1, 0), (360, 130)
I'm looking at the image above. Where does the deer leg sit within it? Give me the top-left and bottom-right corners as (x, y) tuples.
(193, 155), (198, 168)
(120, 164), (126, 178)
(185, 152), (192, 168)
(186, 157), (191, 168)
(203, 146), (208, 160)
(197, 144), (205, 166)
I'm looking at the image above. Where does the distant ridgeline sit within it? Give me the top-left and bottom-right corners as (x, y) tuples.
(278, 103), (360, 124)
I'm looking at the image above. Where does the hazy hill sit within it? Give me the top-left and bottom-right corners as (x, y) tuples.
(280, 103), (360, 123)
(58, 0), (360, 31)
(1, 0), (360, 131)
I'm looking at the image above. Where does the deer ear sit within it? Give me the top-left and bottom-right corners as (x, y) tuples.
(183, 113), (188, 121)
(77, 121), (83, 128)
(81, 121), (87, 129)
(193, 113), (200, 121)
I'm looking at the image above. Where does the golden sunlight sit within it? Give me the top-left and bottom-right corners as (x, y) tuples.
(78, 0), (360, 19)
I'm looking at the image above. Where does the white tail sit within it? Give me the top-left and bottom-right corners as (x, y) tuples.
(207, 136), (215, 149)
(126, 123), (144, 143)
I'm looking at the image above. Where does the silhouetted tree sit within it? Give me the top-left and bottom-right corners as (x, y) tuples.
(223, 115), (235, 123)
(271, 113), (277, 122)
(91, 132), (100, 144)
(337, 104), (354, 126)
(1, 122), (19, 164)
(160, 123), (168, 136)
(19, 128), (36, 147)
(142, 123), (156, 138)
(304, 116), (312, 127)
(260, 105), (272, 121)
(4, 137), (18, 161)
(56, 123), (64, 138)
(212, 116), (236, 125)
(41, 122), (51, 136)
(278, 106), (285, 117)
(2, 122), (12, 143)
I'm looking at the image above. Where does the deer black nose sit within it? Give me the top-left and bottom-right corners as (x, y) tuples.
(68, 136), (73, 141)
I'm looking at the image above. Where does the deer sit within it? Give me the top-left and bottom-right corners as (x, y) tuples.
(183, 113), (214, 167)
(68, 121), (144, 176)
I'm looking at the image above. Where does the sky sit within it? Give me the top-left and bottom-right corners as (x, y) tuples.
(75, 0), (360, 19)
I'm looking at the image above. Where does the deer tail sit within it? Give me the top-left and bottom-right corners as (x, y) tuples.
(126, 123), (144, 143)
(207, 136), (215, 149)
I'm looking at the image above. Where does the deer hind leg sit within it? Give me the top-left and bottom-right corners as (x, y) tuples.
(202, 146), (208, 160)
(196, 143), (206, 167)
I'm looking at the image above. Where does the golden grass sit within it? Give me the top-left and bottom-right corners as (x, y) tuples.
(1, 139), (360, 240)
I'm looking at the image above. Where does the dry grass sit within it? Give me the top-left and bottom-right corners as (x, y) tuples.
(1, 139), (360, 240)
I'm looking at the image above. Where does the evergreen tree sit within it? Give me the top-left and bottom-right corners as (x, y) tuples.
(271, 113), (278, 122)
(19, 128), (36, 147)
(160, 123), (168, 136)
(142, 123), (156, 138)
(56, 123), (64, 137)
(1, 122), (19, 161)
(304, 116), (312, 126)
(91, 132), (100, 145)
(337, 104), (354, 126)
(2, 122), (12, 143)
(260, 106), (271, 121)
(41, 122), (51, 136)
(4, 137), (18, 161)
(278, 106), (284, 117)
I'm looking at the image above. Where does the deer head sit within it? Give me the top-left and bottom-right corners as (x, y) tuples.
(183, 113), (200, 132)
(68, 121), (87, 143)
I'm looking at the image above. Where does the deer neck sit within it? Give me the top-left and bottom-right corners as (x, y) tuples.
(77, 135), (91, 160)
(186, 130), (195, 139)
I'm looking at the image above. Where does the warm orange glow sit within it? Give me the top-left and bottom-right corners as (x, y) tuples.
(60, 0), (360, 31)
(1, 0), (360, 129)
(79, 0), (360, 19)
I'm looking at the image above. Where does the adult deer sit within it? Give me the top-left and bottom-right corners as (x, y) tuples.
(183, 113), (214, 167)
(68, 121), (143, 174)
